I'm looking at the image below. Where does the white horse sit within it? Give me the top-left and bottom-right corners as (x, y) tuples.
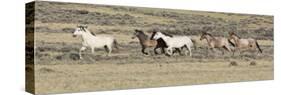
(73, 25), (118, 59)
(152, 31), (194, 56)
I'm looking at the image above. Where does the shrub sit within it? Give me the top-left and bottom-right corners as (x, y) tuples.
(250, 61), (257, 66)
(229, 61), (238, 66)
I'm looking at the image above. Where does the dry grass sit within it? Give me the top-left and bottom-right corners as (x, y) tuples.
(34, 60), (273, 94)
(27, 1), (274, 94)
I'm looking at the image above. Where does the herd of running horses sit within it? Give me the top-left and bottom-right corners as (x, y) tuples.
(72, 25), (262, 59)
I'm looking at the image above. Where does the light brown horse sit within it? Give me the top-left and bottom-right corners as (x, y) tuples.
(200, 32), (233, 55)
(228, 32), (262, 54)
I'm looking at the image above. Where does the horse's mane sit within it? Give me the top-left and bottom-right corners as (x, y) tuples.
(230, 32), (241, 39)
(150, 31), (173, 39)
(162, 32), (173, 37)
(135, 29), (148, 39)
(204, 32), (214, 38)
(80, 27), (96, 36)
(228, 39), (236, 47)
(90, 32), (96, 36)
(150, 31), (156, 40)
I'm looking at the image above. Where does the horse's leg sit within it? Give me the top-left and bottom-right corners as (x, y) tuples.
(142, 47), (148, 55)
(166, 47), (172, 56)
(79, 46), (87, 59)
(255, 47), (260, 56)
(221, 47), (226, 55)
(231, 47), (236, 56)
(169, 48), (173, 56)
(209, 47), (215, 56)
(187, 45), (192, 56)
(161, 47), (165, 54)
(106, 45), (112, 56)
(222, 48), (225, 55)
(206, 47), (209, 56)
(154, 47), (159, 55)
(179, 46), (187, 56)
(224, 45), (232, 55)
(91, 47), (95, 54)
(178, 47), (183, 55)
(104, 45), (109, 52)
(173, 48), (181, 55)
(237, 48), (241, 55)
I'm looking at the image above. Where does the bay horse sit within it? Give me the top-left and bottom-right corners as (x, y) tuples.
(151, 31), (194, 56)
(200, 32), (233, 55)
(73, 25), (118, 59)
(132, 29), (169, 55)
(228, 32), (262, 54)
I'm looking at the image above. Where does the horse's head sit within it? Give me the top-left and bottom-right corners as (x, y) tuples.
(200, 32), (213, 41)
(132, 29), (139, 39)
(73, 25), (88, 37)
(228, 32), (239, 40)
(132, 29), (144, 39)
(200, 32), (207, 40)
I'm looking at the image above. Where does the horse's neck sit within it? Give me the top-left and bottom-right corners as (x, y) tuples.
(137, 34), (148, 42)
(206, 36), (214, 43)
(232, 36), (240, 44)
(84, 30), (92, 34)
(81, 32), (95, 42)
(159, 35), (170, 42)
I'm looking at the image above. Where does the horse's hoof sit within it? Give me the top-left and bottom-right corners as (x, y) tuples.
(145, 54), (149, 56)
(165, 54), (172, 57)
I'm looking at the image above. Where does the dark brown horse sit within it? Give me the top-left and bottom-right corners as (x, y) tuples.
(228, 32), (262, 54)
(132, 29), (170, 55)
(132, 29), (182, 55)
(200, 32), (233, 55)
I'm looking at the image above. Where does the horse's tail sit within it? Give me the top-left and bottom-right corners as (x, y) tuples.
(255, 41), (262, 53)
(113, 39), (119, 50)
(228, 39), (236, 47)
(190, 38), (197, 50)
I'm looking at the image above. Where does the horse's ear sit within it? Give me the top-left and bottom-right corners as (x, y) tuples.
(90, 32), (96, 36)
(152, 29), (158, 33)
(135, 29), (143, 33)
(201, 31), (206, 34)
(77, 25), (82, 28)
